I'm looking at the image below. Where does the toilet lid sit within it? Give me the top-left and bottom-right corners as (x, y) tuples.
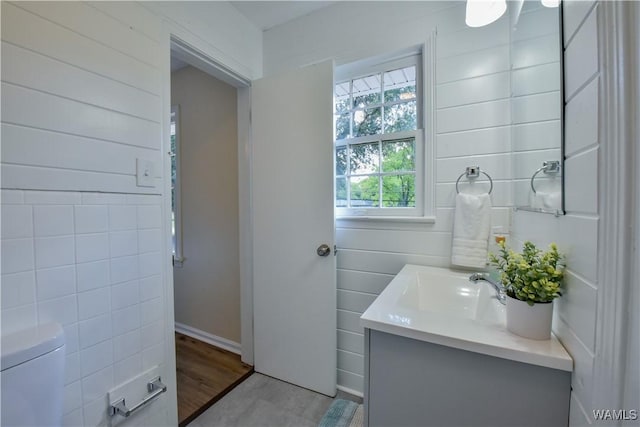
(1, 323), (65, 371)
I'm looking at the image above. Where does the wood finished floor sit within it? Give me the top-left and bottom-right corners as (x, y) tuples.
(176, 332), (253, 427)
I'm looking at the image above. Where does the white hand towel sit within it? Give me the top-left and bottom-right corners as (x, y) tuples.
(531, 190), (562, 211)
(451, 192), (492, 269)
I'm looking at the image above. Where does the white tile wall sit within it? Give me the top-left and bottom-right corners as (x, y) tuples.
(0, 190), (164, 427)
(36, 266), (76, 301)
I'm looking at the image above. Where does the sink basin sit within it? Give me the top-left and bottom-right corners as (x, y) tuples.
(361, 264), (572, 371)
(396, 268), (503, 325)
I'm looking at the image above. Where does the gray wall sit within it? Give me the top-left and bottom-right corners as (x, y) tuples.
(171, 66), (241, 344)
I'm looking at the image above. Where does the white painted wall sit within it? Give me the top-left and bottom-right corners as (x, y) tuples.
(0, 2), (261, 426)
(1, 190), (165, 426)
(264, 1), (520, 394)
(171, 66), (241, 346)
(511, 2), (599, 425)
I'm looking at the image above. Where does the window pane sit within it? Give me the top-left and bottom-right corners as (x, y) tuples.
(353, 107), (382, 137)
(350, 176), (379, 208)
(384, 101), (417, 133)
(335, 146), (347, 176)
(335, 113), (350, 140)
(382, 138), (415, 172)
(349, 142), (379, 175)
(384, 66), (416, 103)
(352, 74), (381, 108)
(336, 178), (347, 207)
(170, 114), (177, 254)
(335, 82), (350, 113)
(382, 174), (416, 207)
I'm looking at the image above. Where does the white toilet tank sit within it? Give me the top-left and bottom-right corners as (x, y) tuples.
(1, 323), (66, 427)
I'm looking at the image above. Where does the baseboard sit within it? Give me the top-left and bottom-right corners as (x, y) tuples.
(337, 384), (364, 399)
(174, 322), (241, 355)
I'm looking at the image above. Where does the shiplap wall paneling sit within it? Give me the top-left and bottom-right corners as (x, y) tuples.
(1, 2), (163, 194)
(2, 3), (161, 93)
(1, 1), (263, 425)
(264, 2), (514, 393)
(511, 2), (600, 425)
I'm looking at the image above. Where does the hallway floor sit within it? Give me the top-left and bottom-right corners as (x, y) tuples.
(176, 333), (253, 426)
(189, 373), (362, 427)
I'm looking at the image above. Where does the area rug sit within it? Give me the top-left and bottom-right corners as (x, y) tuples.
(318, 399), (364, 427)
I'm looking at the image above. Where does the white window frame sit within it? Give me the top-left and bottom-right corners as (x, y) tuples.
(334, 39), (435, 221)
(170, 105), (184, 266)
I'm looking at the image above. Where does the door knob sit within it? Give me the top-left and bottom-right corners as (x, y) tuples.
(316, 244), (331, 257)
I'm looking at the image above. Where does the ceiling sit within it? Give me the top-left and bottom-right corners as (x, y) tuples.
(230, 1), (336, 31)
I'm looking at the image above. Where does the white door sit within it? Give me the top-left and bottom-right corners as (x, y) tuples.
(251, 61), (336, 396)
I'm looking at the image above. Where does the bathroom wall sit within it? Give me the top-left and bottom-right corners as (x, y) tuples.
(264, 1), (521, 394)
(171, 66), (241, 347)
(510, 3), (563, 207)
(511, 1), (599, 425)
(1, 190), (164, 426)
(0, 2), (261, 426)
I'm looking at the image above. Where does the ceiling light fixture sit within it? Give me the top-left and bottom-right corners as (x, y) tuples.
(541, 0), (561, 7)
(465, 0), (507, 28)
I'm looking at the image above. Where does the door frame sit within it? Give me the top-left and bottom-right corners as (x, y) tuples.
(160, 26), (255, 424)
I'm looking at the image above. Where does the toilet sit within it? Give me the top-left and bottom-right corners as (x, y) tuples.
(1, 323), (66, 427)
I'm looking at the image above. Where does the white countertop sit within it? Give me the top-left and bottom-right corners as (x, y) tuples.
(360, 264), (573, 372)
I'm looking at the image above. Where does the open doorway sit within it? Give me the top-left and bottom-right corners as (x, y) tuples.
(169, 43), (253, 426)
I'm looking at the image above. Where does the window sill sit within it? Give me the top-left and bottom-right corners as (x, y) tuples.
(336, 215), (436, 224)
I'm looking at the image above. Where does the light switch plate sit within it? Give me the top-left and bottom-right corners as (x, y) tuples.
(136, 158), (155, 187)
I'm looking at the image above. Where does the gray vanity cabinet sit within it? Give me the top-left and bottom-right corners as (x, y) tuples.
(364, 329), (571, 427)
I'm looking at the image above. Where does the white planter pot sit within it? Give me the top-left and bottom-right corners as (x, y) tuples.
(506, 296), (553, 340)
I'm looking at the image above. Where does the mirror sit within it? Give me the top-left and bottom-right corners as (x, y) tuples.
(509, 1), (564, 215)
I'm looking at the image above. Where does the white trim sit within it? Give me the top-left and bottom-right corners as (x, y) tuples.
(175, 322), (242, 355)
(593, 0), (636, 417)
(423, 31), (437, 218)
(170, 105), (184, 267)
(336, 385), (364, 399)
(161, 24), (256, 426)
(334, 45), (422, 82)
(171, 36), (250, 88)
(336, 215), (436, 224)
(627, 1), (640, 411)
(160, 21), (179, 427)
(334, 36), (438, 220)
(238, 86), (254, 366)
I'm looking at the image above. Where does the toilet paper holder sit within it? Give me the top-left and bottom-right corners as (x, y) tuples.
(109, 376), (167, 418)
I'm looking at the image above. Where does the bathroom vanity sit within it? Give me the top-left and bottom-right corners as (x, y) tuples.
(361, 265), (572, 427)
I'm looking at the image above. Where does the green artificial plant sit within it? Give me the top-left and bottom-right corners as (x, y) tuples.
(489, 241), (564, 306)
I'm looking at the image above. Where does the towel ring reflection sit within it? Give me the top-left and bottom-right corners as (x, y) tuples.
(531, 161), (561, 194)
(455, 166), (493, 195)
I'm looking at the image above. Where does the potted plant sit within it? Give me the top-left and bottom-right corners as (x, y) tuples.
(489, 240), (564, 340)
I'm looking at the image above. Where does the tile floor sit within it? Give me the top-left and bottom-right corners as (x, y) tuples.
(190, 373), (362, 427)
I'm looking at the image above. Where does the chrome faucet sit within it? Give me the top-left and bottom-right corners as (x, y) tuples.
(469, 272), (506, 305)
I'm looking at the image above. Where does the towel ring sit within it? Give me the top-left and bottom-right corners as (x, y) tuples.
(455, 167), (493, 195)
(531, 161), (560, 194)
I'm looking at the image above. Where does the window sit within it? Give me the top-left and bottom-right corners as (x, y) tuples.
(334, 52), (431, 218)
(170, 105), (184, 266)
